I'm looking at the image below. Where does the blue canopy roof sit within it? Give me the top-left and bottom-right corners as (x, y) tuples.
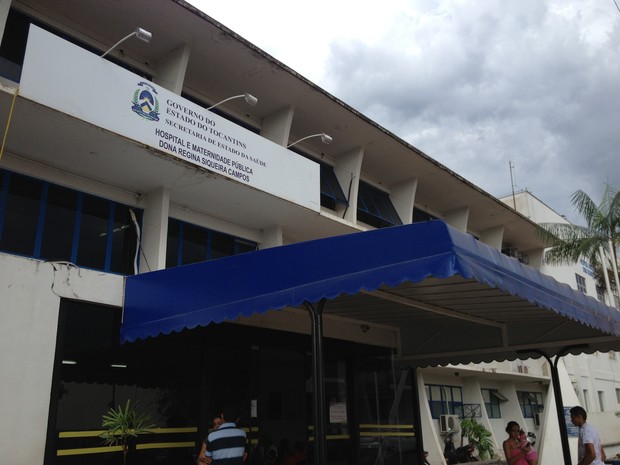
(122, 220), (620, 365)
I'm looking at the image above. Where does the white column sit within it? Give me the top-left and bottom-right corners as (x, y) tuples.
(523, 248), (544, 270)
(391, 178), (418, 224)
(444, 206), (469, 233)
(538, 361), (580, 464)
(260, 225), (283, 249)
(333, 147), (364, 224)
(140, 186), (170, 272)
(0, 0), (11, 41)
(479, 225), (504, 251)
(153, 43), (191, 95)
(415, 370), (446, 465)
(261, 106), (294, 146)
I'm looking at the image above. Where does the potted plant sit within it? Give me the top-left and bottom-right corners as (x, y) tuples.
(100, 399), (155, 465)
(460, 418), (495, 460)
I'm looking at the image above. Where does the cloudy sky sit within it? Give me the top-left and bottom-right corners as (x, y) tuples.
(190, 0), (620, 224)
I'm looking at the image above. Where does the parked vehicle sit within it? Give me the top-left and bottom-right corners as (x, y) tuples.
(443, 432), (478, 464)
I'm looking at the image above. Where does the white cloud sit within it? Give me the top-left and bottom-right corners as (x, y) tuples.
(190, 0), (620, 223)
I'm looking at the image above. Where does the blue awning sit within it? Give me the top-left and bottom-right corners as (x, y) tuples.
(122, 220), (620, 365)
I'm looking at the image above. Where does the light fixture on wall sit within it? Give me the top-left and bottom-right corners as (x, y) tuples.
(101, 27), (153, 58)
(287, 133), (333, 148)
(207, 93), (258, 110)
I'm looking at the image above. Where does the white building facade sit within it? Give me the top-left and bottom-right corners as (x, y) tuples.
(0, 2), (617, 465)
(504, 191), (620, 459)
(420, 192), (620, 464)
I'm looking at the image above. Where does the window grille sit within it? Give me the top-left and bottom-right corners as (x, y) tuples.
(357, 181), (402, 228)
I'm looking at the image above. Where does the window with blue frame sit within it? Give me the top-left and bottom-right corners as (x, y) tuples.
(318, 160), (348, 210)
(166, 218), (257, 267)
(413, 207), (437, 223)
(517, 391), (544, 418)
(0, 169), (141, 274)
(481, 388), (502, 418)
(425, 384), (463, 419)
(0, 8), (29, 81)
(357, 181), (402, 228)
(575, 273), (587, 294)
(292, 149), (348, 211)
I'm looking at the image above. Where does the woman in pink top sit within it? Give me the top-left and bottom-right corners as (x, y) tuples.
(502, 421), (529, 465)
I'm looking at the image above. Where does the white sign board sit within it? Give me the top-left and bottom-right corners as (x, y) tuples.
(20, 25), (320, 212)
(329, 402), (347, 423)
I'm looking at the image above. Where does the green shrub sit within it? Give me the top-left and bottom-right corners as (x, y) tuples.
(460, 418), (495, 460)
(100, 399), (155, 465)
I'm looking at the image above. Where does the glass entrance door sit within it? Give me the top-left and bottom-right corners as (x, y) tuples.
(354, 358), (418, 465)
(251, 347), (308, 465)
(323, 360), (352, 465)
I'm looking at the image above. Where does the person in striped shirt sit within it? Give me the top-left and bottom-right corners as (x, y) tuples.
(205, 408), (247, 465)
(198, 416), (224, 464)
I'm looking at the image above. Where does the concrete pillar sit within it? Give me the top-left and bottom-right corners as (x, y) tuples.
(0, 0), (11, 41)
(444, 206), (469, 233)
(140, 186), (170, 272)
(261, 106), (294, 146)
(537, 360), (580, 465)
(479, 225), (504, 251)
(461, 378), (501, 452)
(391, 178), (418, 224)
(415, 371), (446, 465)
(260, 225), (283, 249)
(333, 147), (364, 224)
(153, 43), (191, 95)
(524, 248), (544, 270)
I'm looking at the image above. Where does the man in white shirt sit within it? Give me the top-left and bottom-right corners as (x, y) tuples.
(570, 406), (605, 465)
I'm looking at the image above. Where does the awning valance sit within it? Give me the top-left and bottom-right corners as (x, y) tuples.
(122, 220), (620, 365)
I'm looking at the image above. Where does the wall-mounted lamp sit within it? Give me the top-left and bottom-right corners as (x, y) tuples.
(287, 133), (333, 148)
(101, 27), (153, 58)
(207, 93), (258, 111)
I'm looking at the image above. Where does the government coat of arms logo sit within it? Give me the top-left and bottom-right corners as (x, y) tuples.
(131, 81), (160, 121)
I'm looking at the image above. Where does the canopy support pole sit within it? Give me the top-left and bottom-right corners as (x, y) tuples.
(409, 367), (425, 465)
(519, 345), (587, 465)
(305, 299), (327, 465)
(549, 352), (571, 465)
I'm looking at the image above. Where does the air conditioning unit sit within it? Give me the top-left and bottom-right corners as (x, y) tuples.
(533, 412), (541, 429)
(439, 414), (461, 433)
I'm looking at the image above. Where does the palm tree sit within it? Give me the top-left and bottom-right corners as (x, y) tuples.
(540, 185), (620, 306)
